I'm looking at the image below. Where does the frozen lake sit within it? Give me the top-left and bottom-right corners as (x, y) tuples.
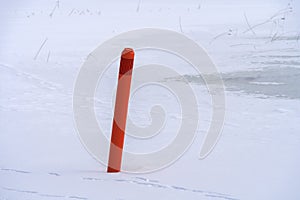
(1, 0), (300, 199)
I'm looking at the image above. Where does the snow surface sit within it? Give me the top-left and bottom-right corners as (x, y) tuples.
(1, 0), (300, 199)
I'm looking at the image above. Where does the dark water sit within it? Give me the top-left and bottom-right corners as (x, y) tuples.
(170, 66), (300, 100)
(223, 67), (300, 99)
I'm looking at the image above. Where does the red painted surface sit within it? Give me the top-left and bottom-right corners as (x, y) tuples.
(107, 48), (135, 173)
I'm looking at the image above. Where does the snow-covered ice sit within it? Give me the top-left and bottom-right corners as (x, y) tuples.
(1, 0), (300, 199)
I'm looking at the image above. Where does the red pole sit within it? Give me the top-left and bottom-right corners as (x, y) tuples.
(107, 48), (135, 173)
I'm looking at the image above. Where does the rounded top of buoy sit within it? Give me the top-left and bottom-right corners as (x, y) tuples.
(121, 48), (135, 59)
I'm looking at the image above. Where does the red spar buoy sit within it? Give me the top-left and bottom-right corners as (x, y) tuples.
(107, 48), (135, 173)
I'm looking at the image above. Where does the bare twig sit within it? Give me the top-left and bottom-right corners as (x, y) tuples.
(243, 7), (291, 34)
(179, 16), (183, 33)
(210, 32), (228, 44)
(198, 0), (203, 9)
(34, 38), (48, 60)
(47, 51), (51, 62)
(230, 43), (254, 47)
(243, 20), (270, 34)
(136, 0), (141, 12)
(244, 12), (256, 36)
(49, 2), (58, 18)
(68, 8), (75, 16)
